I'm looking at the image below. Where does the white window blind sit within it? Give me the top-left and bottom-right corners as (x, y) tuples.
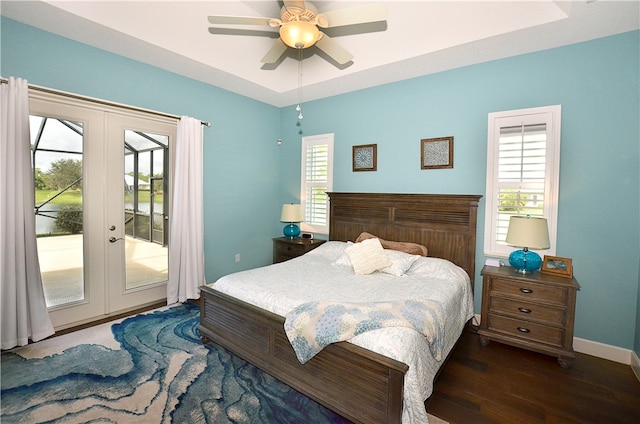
(300, 133), (334, 234)
(484, 106), (561, 257)
(495, 123), (547, 241)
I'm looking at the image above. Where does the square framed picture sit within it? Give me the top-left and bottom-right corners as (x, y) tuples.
(352, 144), (377, 172)
(421, 136), (453, 169)
(541, 255), (573, 278)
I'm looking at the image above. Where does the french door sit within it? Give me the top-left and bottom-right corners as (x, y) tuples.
(106, 113), (174, 313)
(29, 92), (176, 329)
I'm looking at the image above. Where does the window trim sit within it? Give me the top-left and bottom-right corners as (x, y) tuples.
(300, 133), (334, 235)
(484, 105), (561, 258)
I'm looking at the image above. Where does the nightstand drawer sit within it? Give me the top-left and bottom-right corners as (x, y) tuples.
(488, 314), (564, 348)
(275, 241), (308, 258)
(273, 238), (326, 263)
(490, 296), (565, 326)
(493, 278), (567, 305)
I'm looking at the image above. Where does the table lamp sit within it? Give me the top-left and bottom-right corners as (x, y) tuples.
(280, 204), (304, 239)
(505, 215), (550, 274)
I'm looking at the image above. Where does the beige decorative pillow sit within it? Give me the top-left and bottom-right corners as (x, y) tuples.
(345, 237), (392, 275)
(355, 232), (428, 256)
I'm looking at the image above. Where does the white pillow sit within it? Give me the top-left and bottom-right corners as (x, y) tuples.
(306, 240), (350, 261)
(379, 249), (421, 276)
(332, 241), (354, 267)
(344, 238), (392, 275)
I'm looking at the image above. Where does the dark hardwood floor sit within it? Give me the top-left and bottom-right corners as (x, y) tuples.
(426, 329), (640, 424)
(44, 304), (639, 424)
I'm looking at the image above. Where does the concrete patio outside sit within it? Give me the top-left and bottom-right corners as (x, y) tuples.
(37, 234), (168, 307)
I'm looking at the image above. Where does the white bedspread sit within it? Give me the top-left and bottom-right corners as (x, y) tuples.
(208, 241), (474, 424)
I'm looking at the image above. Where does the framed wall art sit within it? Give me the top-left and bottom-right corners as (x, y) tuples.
(541, 255), (573, 278)
(352, 144), (377, 172)
(421, 136), (453, 170)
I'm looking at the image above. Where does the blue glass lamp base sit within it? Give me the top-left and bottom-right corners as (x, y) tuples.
(283, 223), (300, 239)
(509, 249), (542, 274)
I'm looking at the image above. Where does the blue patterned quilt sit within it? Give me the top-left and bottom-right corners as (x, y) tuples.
(284, 299), (446, 364)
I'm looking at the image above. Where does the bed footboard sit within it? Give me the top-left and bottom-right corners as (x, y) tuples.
(198, 285), (408, 424)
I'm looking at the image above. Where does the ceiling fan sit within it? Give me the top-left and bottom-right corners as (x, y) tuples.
(207, 1), (387, 66)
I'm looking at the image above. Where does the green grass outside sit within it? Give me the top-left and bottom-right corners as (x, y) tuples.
(36, 189), (82, 205)
(35, 189), (163, 205)
(127, 191), (164, 203)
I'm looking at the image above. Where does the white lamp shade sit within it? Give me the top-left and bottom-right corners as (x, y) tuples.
(280, 204), (304, 223)
(505, 216), (550, 249)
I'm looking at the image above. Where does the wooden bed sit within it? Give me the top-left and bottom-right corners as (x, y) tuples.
(198, 192), (481, 424)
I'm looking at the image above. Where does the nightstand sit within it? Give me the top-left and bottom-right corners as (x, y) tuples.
(272, 237), (326, 263)
(478, 265), (580, 368)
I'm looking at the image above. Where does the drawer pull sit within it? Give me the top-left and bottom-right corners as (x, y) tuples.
(518, 307), (532, 314)
(517, 327), (531, 333)
(519, 288), (533, 294)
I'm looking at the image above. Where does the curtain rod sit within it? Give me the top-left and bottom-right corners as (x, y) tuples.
(0, 78), (211, 127)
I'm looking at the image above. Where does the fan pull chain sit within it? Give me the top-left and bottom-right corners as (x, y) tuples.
(296, 46), (304, 120)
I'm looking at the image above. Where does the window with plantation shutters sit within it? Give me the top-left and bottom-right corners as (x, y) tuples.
(300, 133), (334, 234)
(484, 106), (561, 258)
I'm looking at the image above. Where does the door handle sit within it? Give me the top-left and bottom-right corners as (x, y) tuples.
(109, 237), (123, 243)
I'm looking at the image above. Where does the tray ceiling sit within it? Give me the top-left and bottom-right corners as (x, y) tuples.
(2, 1), (638, 107)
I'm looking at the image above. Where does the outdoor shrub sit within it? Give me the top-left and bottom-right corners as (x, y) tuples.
(55, 205), (83, 234)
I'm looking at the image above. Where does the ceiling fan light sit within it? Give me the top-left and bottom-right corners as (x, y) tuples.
(280, 21), (320, 49)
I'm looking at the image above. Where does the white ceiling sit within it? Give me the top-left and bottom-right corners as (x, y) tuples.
(2, 1), (639, 107)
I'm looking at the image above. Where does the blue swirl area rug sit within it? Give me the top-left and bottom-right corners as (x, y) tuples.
(0, 303), (352, 424)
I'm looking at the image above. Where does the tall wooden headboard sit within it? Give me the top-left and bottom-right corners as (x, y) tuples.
(328, 193), (482, 284)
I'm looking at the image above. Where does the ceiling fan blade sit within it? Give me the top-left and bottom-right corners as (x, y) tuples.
(318, 3), (387, 28)
(315, 34), (354, 65)
(208, 27), (279, 38)
(261, 39), (288, 64)
(208, 15), (273, 26)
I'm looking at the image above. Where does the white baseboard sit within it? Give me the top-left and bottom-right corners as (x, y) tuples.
(573, 337), (632, 365)
(472, 314), (634, 366)
(631, 350), (640, 382)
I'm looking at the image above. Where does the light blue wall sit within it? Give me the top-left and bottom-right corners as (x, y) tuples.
(279, 31), (640, 350)
(1, 17), (281, 280)
(3, 17), (639, 351)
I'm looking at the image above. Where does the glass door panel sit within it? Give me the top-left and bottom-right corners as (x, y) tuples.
(30, 115), (85, 308)
(123, 129), (169, 291)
